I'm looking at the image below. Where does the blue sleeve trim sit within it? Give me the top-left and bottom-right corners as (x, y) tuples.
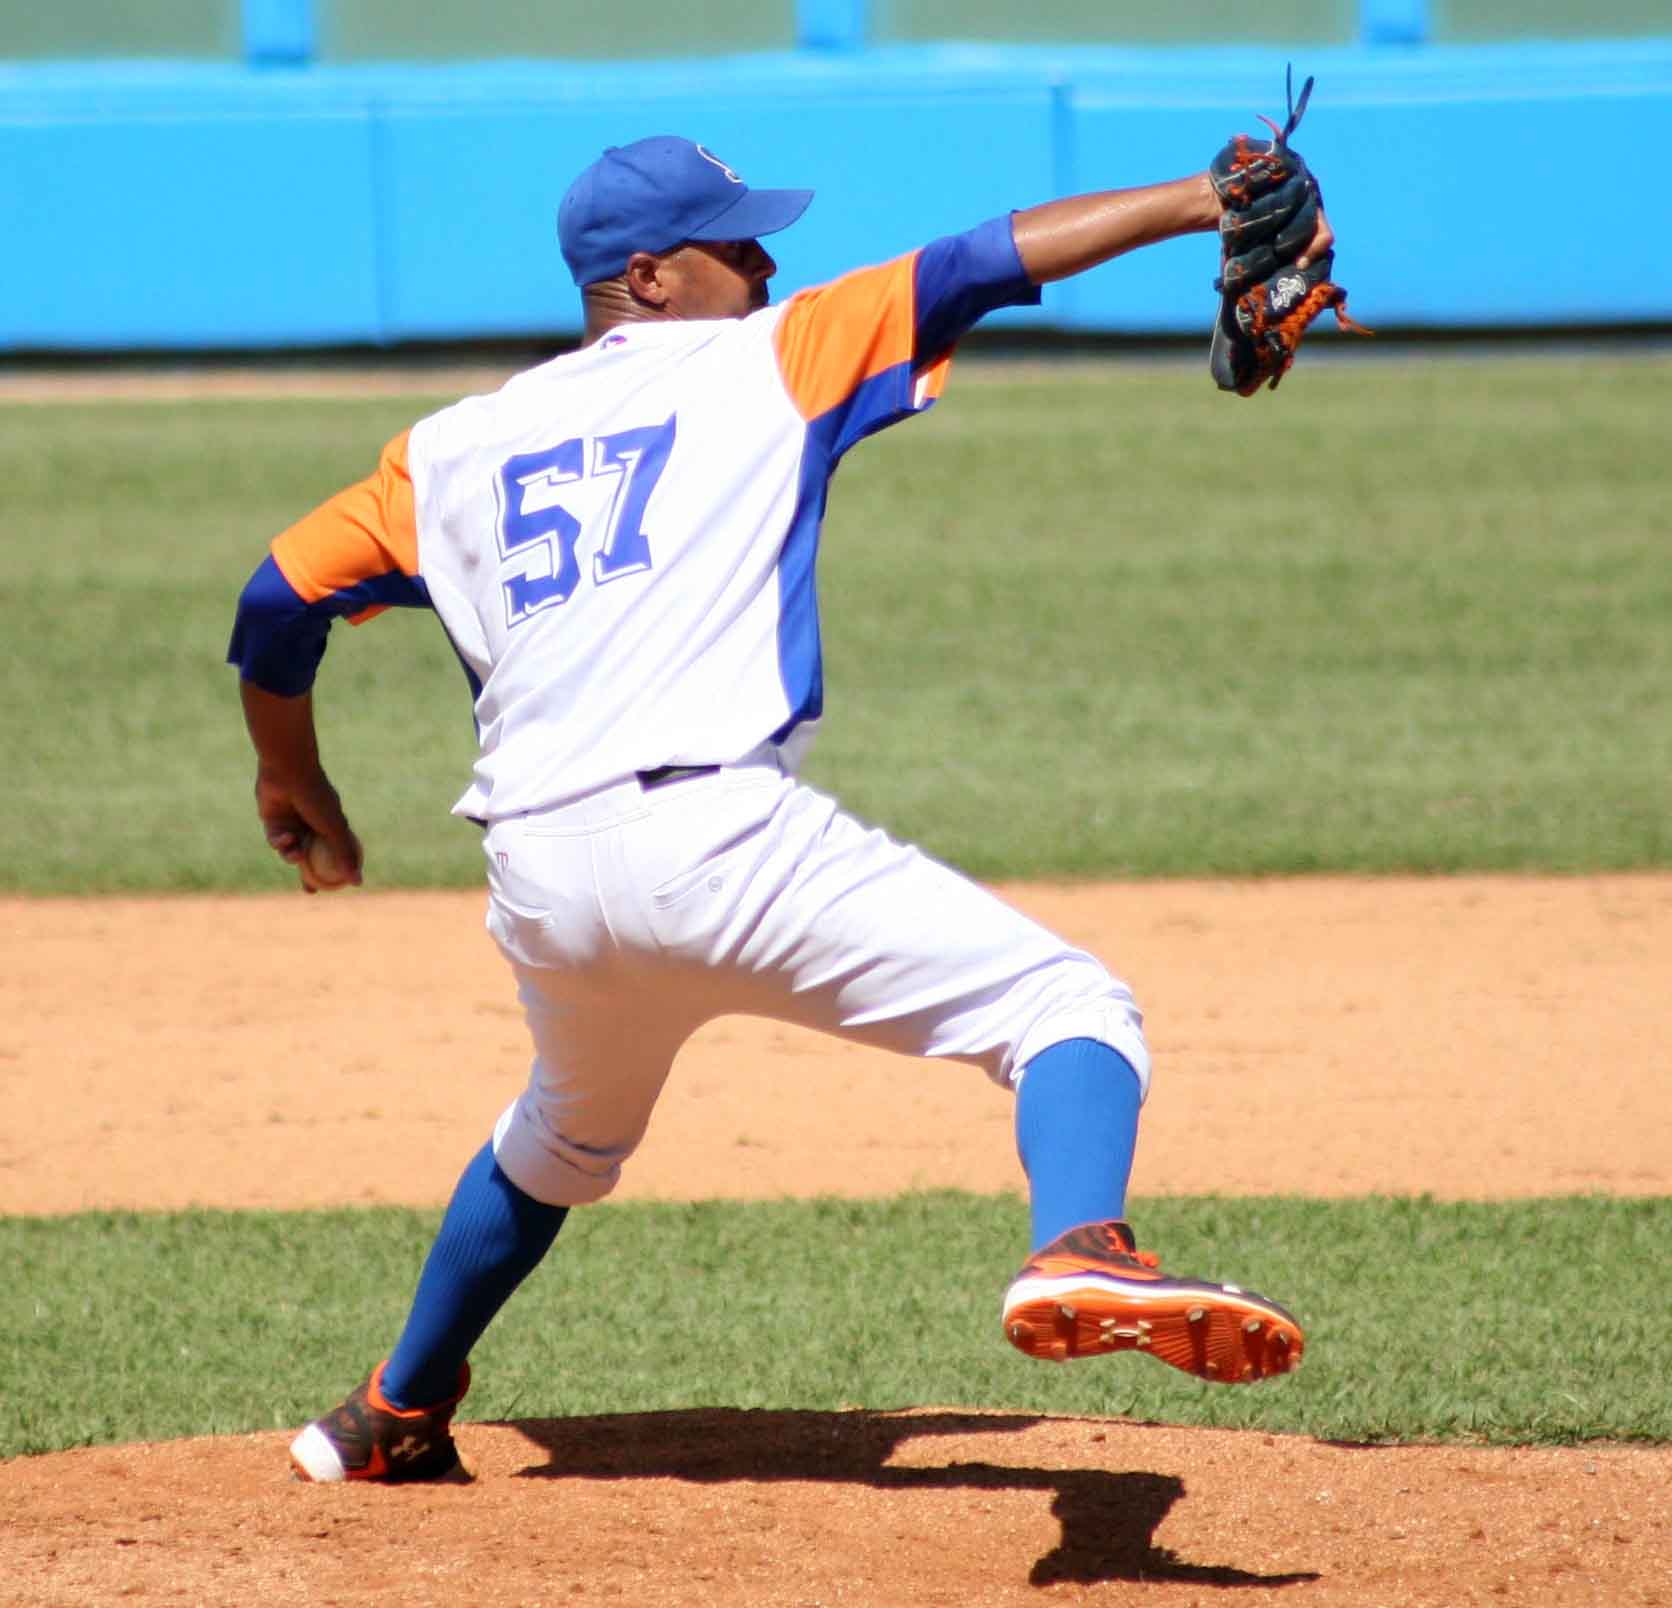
(815, 358), (925, 463)
(913, 214), (1042, 365)
(226, 553), (431, 696)
(316, 566), (432, 618)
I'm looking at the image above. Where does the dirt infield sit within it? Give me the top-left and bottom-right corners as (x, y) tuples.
(4, 875), (1670, 1605)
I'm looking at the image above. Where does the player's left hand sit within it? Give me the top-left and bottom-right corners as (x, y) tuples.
(1207, 70), (1368, 397)
(1211, 136), (1326, 297)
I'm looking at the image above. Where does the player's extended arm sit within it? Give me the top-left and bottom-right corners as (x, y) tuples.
(1010, 174), (1331, 284)
(240, 681), (363, 892)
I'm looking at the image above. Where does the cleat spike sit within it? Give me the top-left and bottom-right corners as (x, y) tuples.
(1187, 1306), (1207, 1325)
(1057, 1303), (1077, 1321)
(1243, 1317), (1264, 1334)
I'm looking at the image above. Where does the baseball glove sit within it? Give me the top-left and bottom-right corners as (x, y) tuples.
(1209, 70), (1368, 396)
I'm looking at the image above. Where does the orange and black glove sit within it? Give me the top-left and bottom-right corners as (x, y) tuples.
(1208, 71), (1368, 396)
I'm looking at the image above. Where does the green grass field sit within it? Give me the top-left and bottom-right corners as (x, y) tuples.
(3, 354), (1669, 1459)
(5, 1194), (1669, 1459)
(3, 354), (1668, 892)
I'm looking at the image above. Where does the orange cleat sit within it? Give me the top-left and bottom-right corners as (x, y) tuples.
(1002, 1220), (1304, 1383)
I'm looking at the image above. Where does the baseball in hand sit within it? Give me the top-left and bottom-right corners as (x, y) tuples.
(301, 832), (354, 892)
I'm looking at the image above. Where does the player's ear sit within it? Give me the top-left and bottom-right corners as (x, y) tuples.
(624, 250), (675, 308)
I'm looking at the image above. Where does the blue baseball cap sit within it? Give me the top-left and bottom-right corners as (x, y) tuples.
(558, 136), (813, 288)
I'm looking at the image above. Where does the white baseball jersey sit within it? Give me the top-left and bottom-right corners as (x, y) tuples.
(228, 216), (1042, 821)
(229, 214), (1153, 1210)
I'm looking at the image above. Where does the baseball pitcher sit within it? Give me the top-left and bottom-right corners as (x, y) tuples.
(231, 126), (1328, 1483)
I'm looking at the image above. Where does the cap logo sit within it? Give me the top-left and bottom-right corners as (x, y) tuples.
(695, 145), (744, 185)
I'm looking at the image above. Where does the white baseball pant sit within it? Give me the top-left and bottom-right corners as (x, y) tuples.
(482, 748), (1149, 1206)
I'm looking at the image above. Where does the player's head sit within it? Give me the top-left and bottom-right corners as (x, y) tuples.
(559, 136), (812, 322)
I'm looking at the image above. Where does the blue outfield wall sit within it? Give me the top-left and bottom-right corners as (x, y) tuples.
(3, 40), (1671, 350)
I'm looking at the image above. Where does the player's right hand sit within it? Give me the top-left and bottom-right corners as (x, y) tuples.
(254, 764), (364, 893)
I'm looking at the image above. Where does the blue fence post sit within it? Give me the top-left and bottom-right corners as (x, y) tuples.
(797, 0), (869, 51)
(1361, 0), (1428, 45)
(243, 0), (316, 66)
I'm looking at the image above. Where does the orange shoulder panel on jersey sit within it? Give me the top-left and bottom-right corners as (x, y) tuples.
(774, 254), (943, 422)
(270, 431), (419, 622)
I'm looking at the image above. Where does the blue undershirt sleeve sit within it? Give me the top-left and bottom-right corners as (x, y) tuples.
(912, 214), (1042, 368)
(227, 554), (431, 697)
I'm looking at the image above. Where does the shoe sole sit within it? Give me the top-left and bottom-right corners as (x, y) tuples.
(1003, 1271), (1303, 1382)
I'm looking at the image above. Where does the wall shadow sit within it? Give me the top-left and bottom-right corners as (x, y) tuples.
(504, 1407), (1319, 1590)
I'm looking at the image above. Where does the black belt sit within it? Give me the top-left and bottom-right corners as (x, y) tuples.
(636, 764), (721, 791)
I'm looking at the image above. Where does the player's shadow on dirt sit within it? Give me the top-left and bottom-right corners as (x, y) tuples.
(508, 1407), (1318, 1589)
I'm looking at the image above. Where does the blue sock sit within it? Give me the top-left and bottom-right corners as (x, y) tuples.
(1015, 1038), (1142, 1252)
(381, 1142), (568, 1408)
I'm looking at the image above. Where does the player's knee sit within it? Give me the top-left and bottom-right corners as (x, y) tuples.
(491, 1099), (630, 1207)
(1007, 964), (1150, 1098)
